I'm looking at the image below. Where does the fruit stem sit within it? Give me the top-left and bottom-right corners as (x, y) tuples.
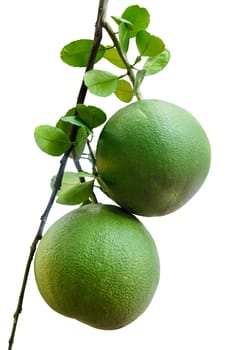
(8, 1), (108, 348)
(87, 139), (98, 176)
(103, 21), (143, 100)
(72, 146), (98, 204)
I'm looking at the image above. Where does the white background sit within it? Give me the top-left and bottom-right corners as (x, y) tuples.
(1, 0), (231, 349)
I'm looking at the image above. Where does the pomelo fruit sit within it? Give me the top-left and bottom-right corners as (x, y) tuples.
(96, 99), (211, 216)
(34, 203), (160, 329)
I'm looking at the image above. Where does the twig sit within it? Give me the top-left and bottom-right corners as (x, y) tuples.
(8, 1), (108, 348)
(103, 21), (143, 100)
(70, 0), (109, 142)
(8, 149), (70, 350)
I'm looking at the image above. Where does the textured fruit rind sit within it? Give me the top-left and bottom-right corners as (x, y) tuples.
(34, 204), (160, 329)
(96, 99), (211, 216)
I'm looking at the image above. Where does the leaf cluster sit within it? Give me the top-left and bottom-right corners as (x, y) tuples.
(34, 103), (106, 204)
(33, 4), (170, 207)
(60, 5), (170, 101)
(35, 104), (106, 157)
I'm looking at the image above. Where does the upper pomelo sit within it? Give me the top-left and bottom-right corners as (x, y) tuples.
(96, 99), (211, 216)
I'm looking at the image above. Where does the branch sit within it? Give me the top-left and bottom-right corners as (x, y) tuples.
(8, 149), (70, 350)
(70, 0), (108, 142)
(8, 1), (108, 349)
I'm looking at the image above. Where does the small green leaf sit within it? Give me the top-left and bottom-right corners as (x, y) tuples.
(56, 118), (72, 136)
(84, 70), (119, 97)
(56, 107), (77, 137)
(56, 108), (88, 158)
(104, 46), (126, 69)
(56, 180), (94, 205)
(60, 40), (105, 67)
(74, 127), (88, 159)
(56, 107), (76, 137)
(51, 172), (94, 193)
(61, 116), (93, 135)
(136, 31), (165, 56)
(122, 5), (150, 37)
(119, 23), (130, 53)
(56, 107), (77, 135)
(115, 79), (133, 102)
(65, 107), (77, 116)
(76, 171), (95, 178)
(111, 16), (134, 29)
(76, 104), (107, 129)
(34, 125), (71, 156)
(133, 55), (142, 66)
(51, 172), (80, 190)
(133, 70), (146, 96)
(144, 49), (171, 76)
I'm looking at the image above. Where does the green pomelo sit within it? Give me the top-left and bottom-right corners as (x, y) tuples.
(96, 99), (211, 216)
(34, 204), (160, 330)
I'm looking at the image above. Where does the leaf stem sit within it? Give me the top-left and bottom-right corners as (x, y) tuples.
(103, 21), (143, 100)
(8, 1), (108, 348)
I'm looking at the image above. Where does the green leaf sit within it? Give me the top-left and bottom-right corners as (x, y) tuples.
(65, 107), (77, 116)
(76, 171), (95, 178)
(74, 127), (88, 159)
(34, 125), (71, 156)
(51, 172), (95, 193)
(111, 16), (134, 29)
(51, 171), (80, 190)
(56, 180), (94, 205)
(122, 5), (150, 37)
(144, 49), (171, 75)
(114, 79), (133, 102)
(76, 104), (107, 129)
(56, 109), (88, 158)
(56, 118), (72, 136)
(60, 39), (105, 67)
(56, 107), (77, 136)
(133, 55), (142, 66)
(119, 23), (130, 53)
(61, 116), (93, 135)
(84, 70), (119, 97)
(104, 46), (126, 69)
(136, 31), (165, 56)
(133, 70), (146, 96)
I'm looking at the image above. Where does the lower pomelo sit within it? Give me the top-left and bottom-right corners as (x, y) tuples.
(34, 203), (160, 329)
